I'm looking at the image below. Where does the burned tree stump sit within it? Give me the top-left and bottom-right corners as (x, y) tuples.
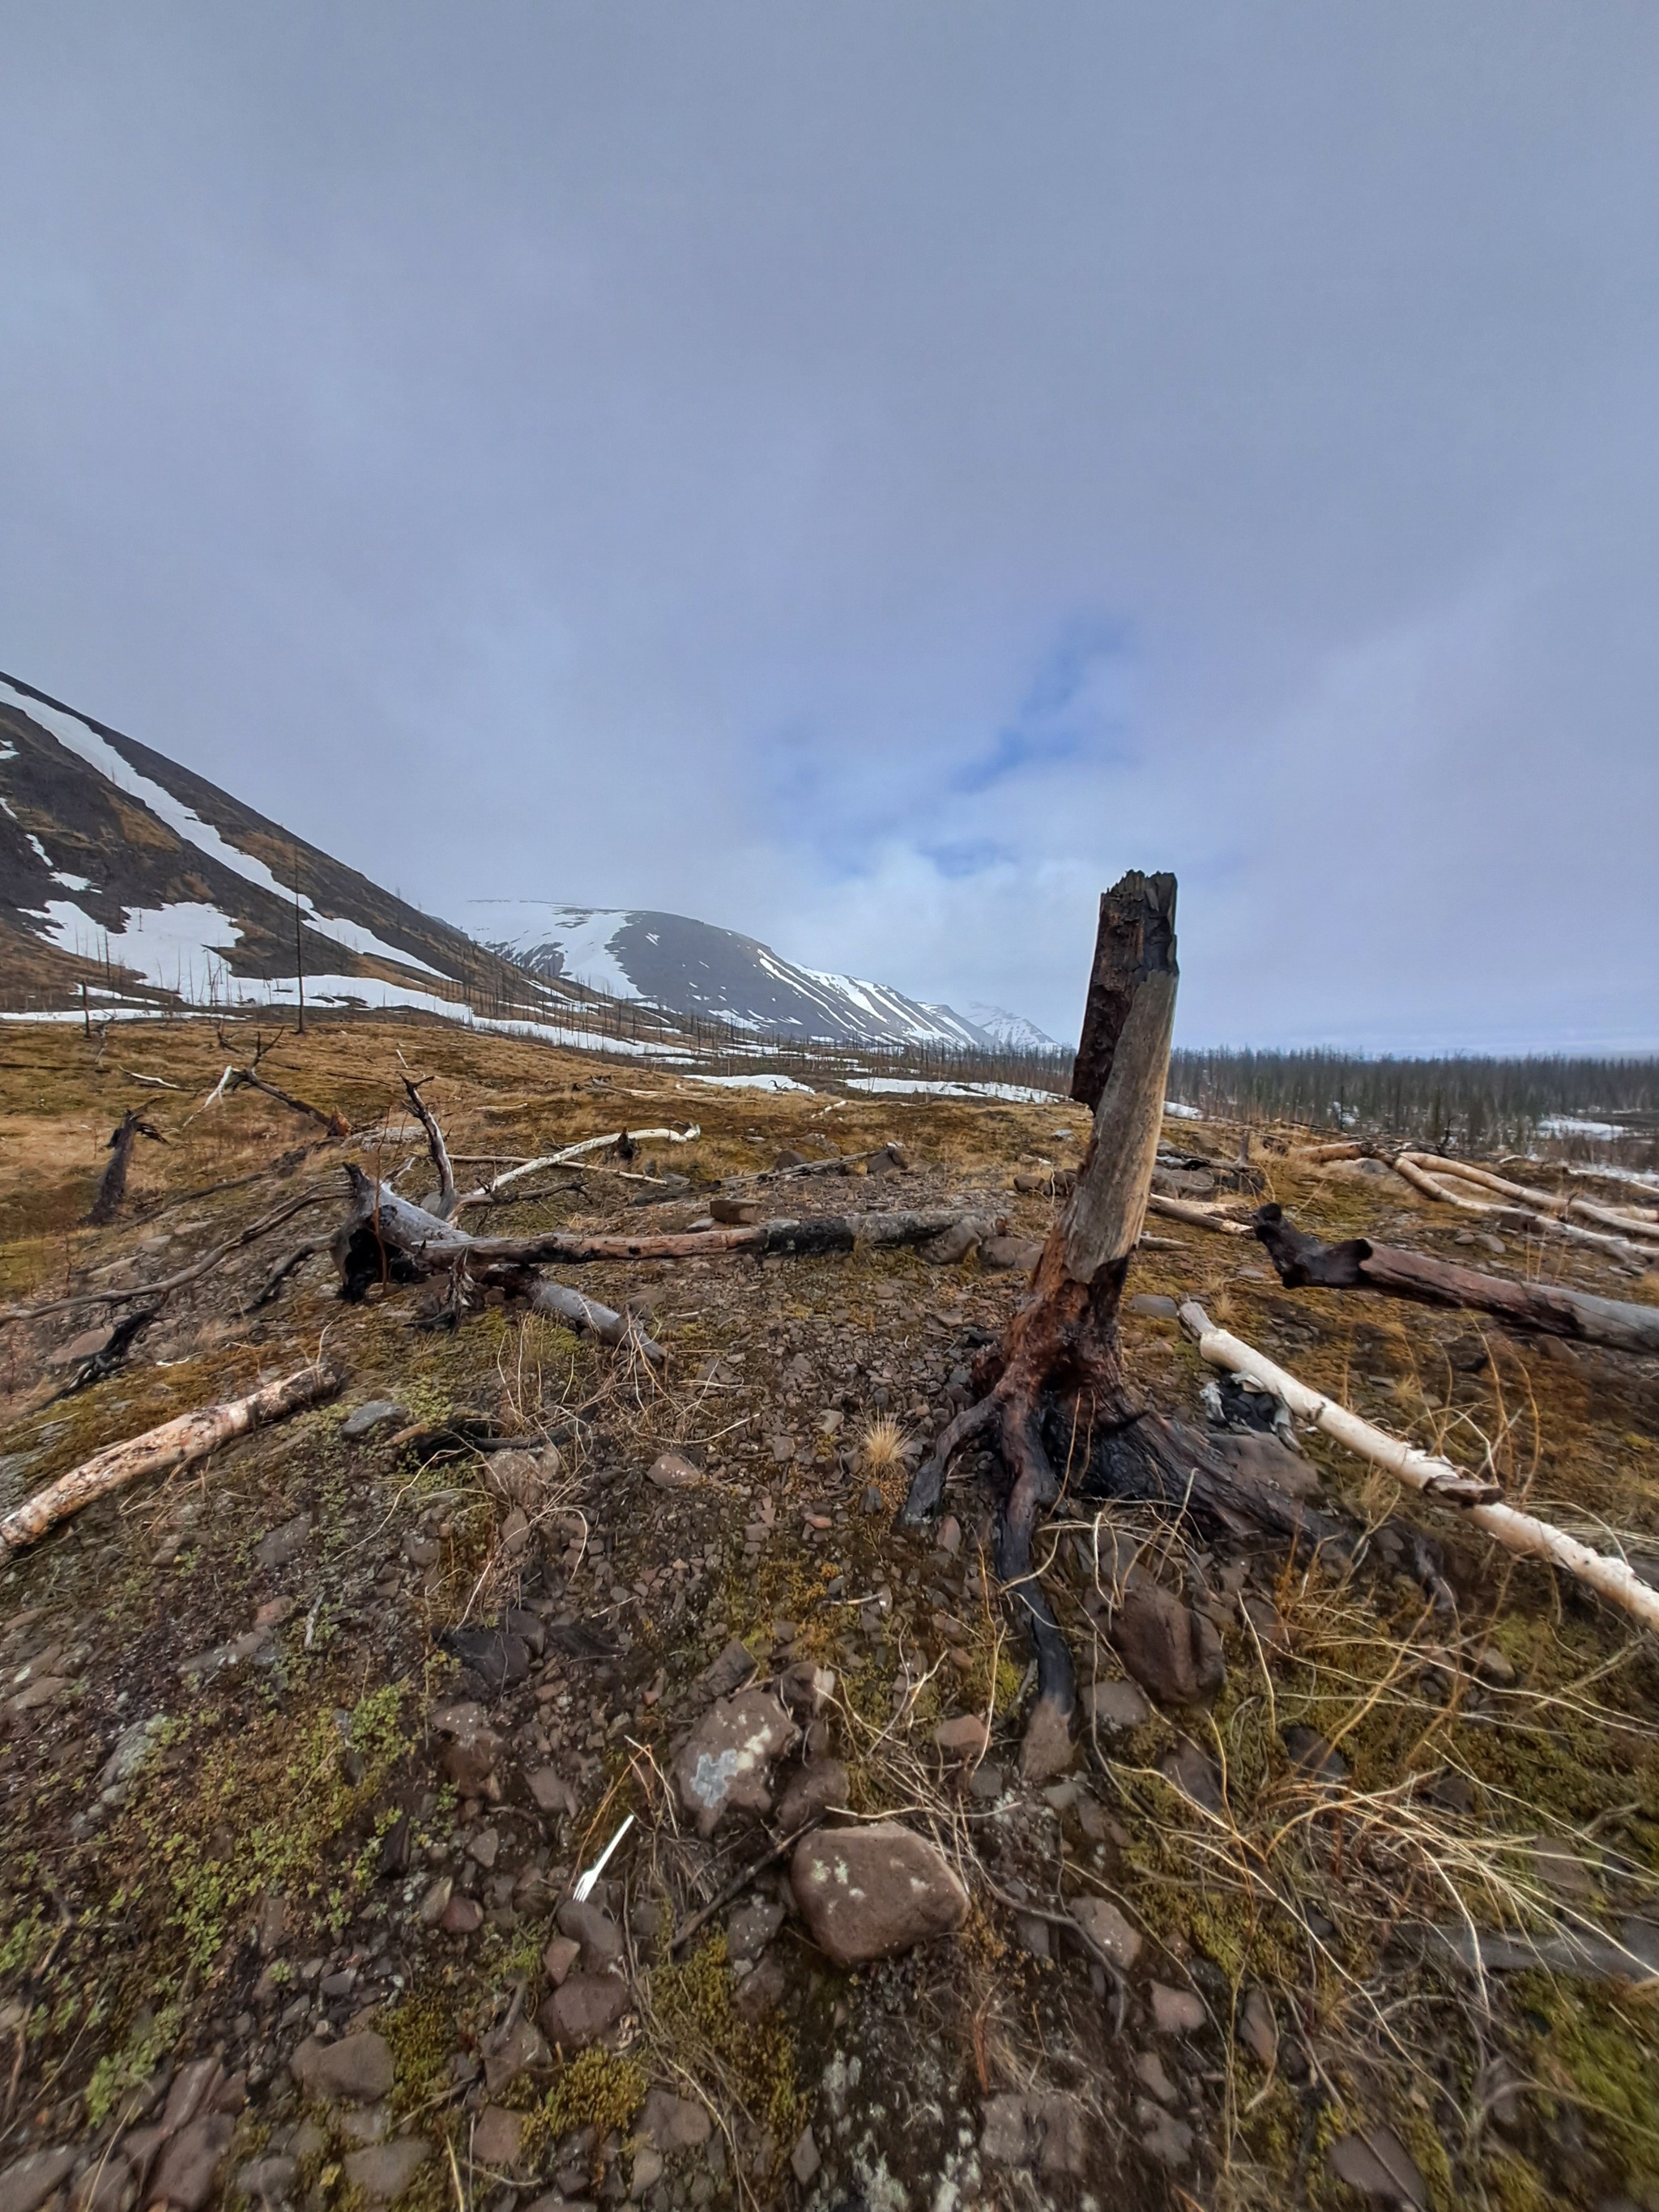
(901, 871), (1328, 1777)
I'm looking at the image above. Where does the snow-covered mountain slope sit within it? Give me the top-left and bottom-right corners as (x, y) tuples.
(0, 671), (554, 1021)
(473, 901), (1038, 1049)
(963, 1001), (1059, 1050)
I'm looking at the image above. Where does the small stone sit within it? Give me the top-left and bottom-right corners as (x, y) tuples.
(417, 1876), (454, 1926)
(161, 2056), (225, 2135)
(646, 1452), (703, 1490)
(698, 1640), (758, 1699)
(979, 2095), (1086, 2176)
(933, 1715), (988, 1760)
(791, 1822), (969, 1966)
(539, 1973), (630, 2049)
(629, 2145), (664, 2197)
(338, 2105), (390, 2147)
(403, 1533), (439, 1568)
(342, 2138), (432, 2203)
(468, 1827), (500, 1869)
(428, 1703), (502, 1801)
(1149, 1983), (1208, 2035)
(1018, 1698), (1075, 1784)
(672, 1687), (798, 1837)
(482, 2019), (547, 2095)
(1161, 1739), (1226, 1815)
(1013, 1914), (1051, 1959)
(1134, 2051), (1177, 2103)
(1111, 1583), (1226, 1706)
(1238, 1987), (1278, 2068)
(291, 2031), (395, 2103)
(967, 1762), (1004, 1801)
(234, 2156), (297, 2205)
(528, 1767), (578, 1816)
(979, 1235), (1043, 1272)
(441, 1895), (484, 1935)
(732, 1950), (787, 2022)
(638, 2091), (710, 2151)
(341, 1400), (407, 1441)
(774, 1759), (850, 1831)
(1283, 1726), (1349, 1783)
(789, 2128), (821, 2186)
(935, 1515), (962, 1556)
(253, 1515), (310, 1574)
(1128, 1294), (1179, 1319)
(542, 1936), (581, 1986)
(1474, 1643), (1516, 1687)
(727, 1897), (785, 1965)
(1085, 1678), (1151, 1732)
(777, 1663), (836, 1716)
(557, 1898), (625, 1969)
(151, 2116), (237, 2211)
(1208, 1430), (1324, 1503)
(1070, 1896), (1142, 1971)
(0, 2148), (78, 2212)
(1138, 2102), (1193, 2168)
(472, 2108), (523, 2169)
(1327, 2129), (1428, 2206)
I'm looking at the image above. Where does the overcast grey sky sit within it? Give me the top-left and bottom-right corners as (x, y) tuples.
(3, 5), (1656, 1049)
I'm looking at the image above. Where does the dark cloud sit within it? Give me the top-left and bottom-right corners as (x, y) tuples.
(2, 3), (1655, 1046)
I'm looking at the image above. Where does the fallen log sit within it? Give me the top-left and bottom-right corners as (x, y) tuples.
(0, 1359), (344, 1556)
(1253, 1205), (1659, 1357)
(1178, 1303), (1659, 1634)
(203, 1063), (348, 1136)
(450, 1126), (701, 1215)
(1400, 1153), (1659, 1242)
(86, 1110), (165, 1226)
(1389, 1157), (1653, 1267)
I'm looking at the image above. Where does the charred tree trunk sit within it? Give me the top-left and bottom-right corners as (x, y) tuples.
(86, 1110), (164, 1225)
(901, 872), (1322, 1778)
(1254, 1205), (1659, 1357)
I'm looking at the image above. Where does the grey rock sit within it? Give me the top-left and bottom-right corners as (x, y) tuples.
(789, 2129), (821, 2187)
(160, 2058), (224, 2136)
(1284, 1725), (1349, 1782)
(1128, 1294), (1179, 1319)
(471, 2108), (522, 2169)
(672, 1688), (798, 1837)
(1161, 1739), (1226, 1815)
(557, 1898), (625, 1969)
(791, 1822), (968, 1967)
(698, 1640), (758, 1699)
(341, 2140), (432, 2203)
(527, 1767), (578, 1817)
(1327, 2128), (1427, 2206)
(1237, 1987), (1277, 2067)
(151, 2114), (236, 2210)
(979, 1235), (1044, 1272)
(1137, 2101), (1193, 2168)
(252, 1515), (310, 1574)
(341, 1400), (406, 1441)
(1069, 1896), (1142, 1971)
(726, 1897), (785, 1965)
(638, 2091), (710, 2152)
(979, 2095), (1086, 2176)
(233, 2156), (297, 2204)
(291, 2031), (395, 2103)
(1149, 1983), (1207, 2035)
(0, 2148), (78, 2212)
(732, 1950), (787, 2022)
(1111, 1583), (1226, 1706)
(1209, 1430), (1324, 1502)
(481, 2018), (547, 2095)
(1084, 1677), (1150, 1731)
(774, 1758), (849, 1832)
(539, 1973), (630, 2049)
(1134, 2051), (1177, 2104)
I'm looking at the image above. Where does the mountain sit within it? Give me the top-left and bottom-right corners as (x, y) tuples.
(472, 901), (1032, 1049)
(0, 670), (1054, 1056)
(0, 670), (565, 1025)
(963, 1002), (1059, 1051)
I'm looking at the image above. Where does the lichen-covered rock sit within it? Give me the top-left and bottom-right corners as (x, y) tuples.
(672, 1688), (798, 1837)
(791, 1822), (969, 1966)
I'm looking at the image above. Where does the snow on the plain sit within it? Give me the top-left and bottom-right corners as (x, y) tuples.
(685, 1072), (817, 1092)
(0, 677), (447, 980)
(843, 1076), (1063, 1103)
(1538, 1115), (1628, 1142)
(1164, 1101), (1204, 1119)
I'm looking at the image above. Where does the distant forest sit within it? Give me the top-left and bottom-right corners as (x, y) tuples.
(1164, 1047), (1659, 1153)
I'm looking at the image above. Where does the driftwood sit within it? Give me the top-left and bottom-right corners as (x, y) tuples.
(1253, 1205), (1659, 1357)
(1179, 1304), (1659, 1634)
(1389, 1156), (1652, 1265)
(900, 872), (1317, 1781)
(87, 1110), (165, 1226)
(1399, 1153), (1659, 1240)
(0, 1360), (343, 1556)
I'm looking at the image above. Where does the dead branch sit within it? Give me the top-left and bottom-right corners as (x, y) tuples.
(1399, 1153), (1659, 1243)
(0, 1185), (339, 1329)
(1388, 1156), (1652, 1266)
(1253, 1204), (1659, 1357)
(1179, 1302), (1659, 1634)
(399, 1068), (458, 1219)
(531, 1281), (666, 1366)
(449, 1125), (701, 1214)
(203, 1062), (348, 1136)
(86, 1110), (165, 1226)
(0, 1359), (344, 1556)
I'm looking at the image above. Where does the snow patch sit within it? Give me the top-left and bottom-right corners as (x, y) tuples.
(685, 1072), (816, 1093)
(843, 1077), (1063, 1103)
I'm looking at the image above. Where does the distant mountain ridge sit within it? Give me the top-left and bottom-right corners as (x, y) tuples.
(0, 670), (1055, 1055)
(474, 901), (1056, 1051)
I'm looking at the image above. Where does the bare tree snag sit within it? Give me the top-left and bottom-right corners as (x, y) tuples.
(400, 1071), (458, 1218)
(86, 1110), (164, 1225)
(1180, 1303), (1659, 1634)
(899, 872), (1315, 1782)
(1252, 1206), (1659, 1357)
(0, 1359), (344, 1557)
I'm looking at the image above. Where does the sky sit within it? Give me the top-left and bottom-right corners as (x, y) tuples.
(2, 4), (1657, 1052)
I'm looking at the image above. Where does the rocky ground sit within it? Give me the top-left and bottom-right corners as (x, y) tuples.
(2, 1016), (1658, 2212)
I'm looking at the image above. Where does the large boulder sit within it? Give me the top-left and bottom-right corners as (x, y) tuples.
(672, 1688), (798, 1837)
(1111, 1583), (1225, 1707)
(791, 1822), (969, 1967)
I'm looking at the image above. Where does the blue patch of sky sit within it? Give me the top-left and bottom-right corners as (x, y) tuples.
(949, 614), (1136, 799)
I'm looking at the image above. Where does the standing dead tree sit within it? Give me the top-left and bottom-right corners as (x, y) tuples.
(900, 872), (1329, 1779)
(86, 1109), (166, 1225)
